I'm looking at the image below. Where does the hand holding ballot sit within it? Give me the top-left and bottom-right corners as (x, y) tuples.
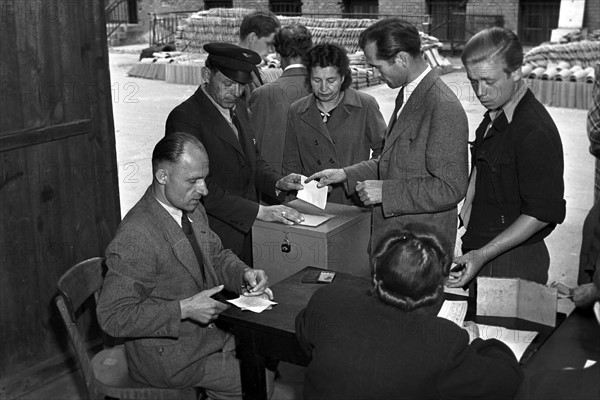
(305, 168), (347, 188)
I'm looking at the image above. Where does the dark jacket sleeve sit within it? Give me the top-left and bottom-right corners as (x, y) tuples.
(437, 336), (524, 400)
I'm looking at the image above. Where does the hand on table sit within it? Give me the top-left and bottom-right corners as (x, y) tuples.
(242, 268), (274, 300)
(463, 321), (480, 343)
(257, 205), (304, 225)
(573, 283), (599, 308)
(180, 285), (230, 324)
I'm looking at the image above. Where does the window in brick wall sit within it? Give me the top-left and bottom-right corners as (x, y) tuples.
(343, 0), (378, 19)
(204, 0), (233, 10)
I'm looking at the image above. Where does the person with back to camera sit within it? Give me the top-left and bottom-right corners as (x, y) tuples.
(282, 43), (386, 206)
(296, 224), (523, 400)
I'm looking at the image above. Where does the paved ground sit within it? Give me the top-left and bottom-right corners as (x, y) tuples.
(20, 48), (595, 400)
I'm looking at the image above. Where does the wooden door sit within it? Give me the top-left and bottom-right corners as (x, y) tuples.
(0, 0), (120, 397)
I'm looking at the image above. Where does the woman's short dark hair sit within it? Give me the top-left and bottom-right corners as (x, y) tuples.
(371, 224), (451, 311)
(274, 24), (312, 60)
(359, 18), (422, 60)
(461, 27), (523, 74)
(152, 132), (206, 171)
(304, 44), (352, 91)
(239, 10), (280, 40)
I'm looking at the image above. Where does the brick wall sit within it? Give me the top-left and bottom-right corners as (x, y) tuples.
(232, 0), (269, 10)
(467, 0), (518, 32)
(139, 0), (204, 31)
(379, 0), (428, 28)
(302, 0), (342, 17)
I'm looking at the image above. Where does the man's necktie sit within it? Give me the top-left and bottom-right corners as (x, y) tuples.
(387, 87), (405, 132)
(181, 212), (207, 282)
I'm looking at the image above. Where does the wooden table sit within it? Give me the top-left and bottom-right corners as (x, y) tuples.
(219, 267), (564, 400)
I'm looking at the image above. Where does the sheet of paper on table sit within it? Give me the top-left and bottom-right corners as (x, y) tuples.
(226, 295), (277, 313)
(296, 174), (328, 210)
(437, 300), (468, 326)
(476, 323), (538, 361)
(297, 214), (332, 227)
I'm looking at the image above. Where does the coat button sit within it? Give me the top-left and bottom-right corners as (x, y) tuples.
(329, 159), (335, 164)
(317, 160), (322, 165)
(314, 140), (319, 145)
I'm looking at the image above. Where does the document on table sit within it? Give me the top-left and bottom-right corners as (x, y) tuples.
(476, 324), (538, 361)
(297, 213), (332, 227)
(296, 174), (328, 209)
(437, 300), (468, 327)
(226, 295), (277, 313)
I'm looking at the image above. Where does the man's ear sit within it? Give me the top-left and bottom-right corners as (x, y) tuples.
(510, 68), (521, 81)
(394, 52), (408, 67)
(201, 67), (212, 84)
(155, 168), (168, 185)
(246, 31), (258, 44)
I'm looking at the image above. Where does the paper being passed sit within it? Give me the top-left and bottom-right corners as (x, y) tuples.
(296, 174), (328, 209)
(226, 295), (277, 313)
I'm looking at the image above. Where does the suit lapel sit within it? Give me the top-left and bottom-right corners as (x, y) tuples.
(143, 189), (206, 288)
(381, 69), (439, 157)
(195, 89), (246, 157)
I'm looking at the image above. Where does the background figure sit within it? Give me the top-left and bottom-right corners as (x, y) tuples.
(97, 133), (274, 399)
(249, 24), (313, 175)
(237, 9), (280, 93)
(165, 44), (304, 266)
(449, 27), (565, 288)
(296, 225), (523, 400)
(283, 43), (386, 206)
(305, 19), (468, 250)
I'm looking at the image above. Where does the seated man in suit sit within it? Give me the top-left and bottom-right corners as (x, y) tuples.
(165, 43), (304, 266)
(97, 133), (274, 399)
(296, 225), (523, 399)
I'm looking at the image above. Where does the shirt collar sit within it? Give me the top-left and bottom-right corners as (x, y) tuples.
(489, 79), (527, 123)
(154, 195), (187, 228)
(201, 84), (233, 124)
(403, 65), (432, 105)
(284, 64), (306, 72)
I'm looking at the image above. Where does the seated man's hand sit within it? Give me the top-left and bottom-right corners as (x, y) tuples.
(573, 283), (599, 308)
(304, 169), (347, 188)
(242, 268), (273, 300)
(257, 204), (304, 225)
(276, 173), (304, 192)
(180, 285), (230, 324)
(462, 321), (480, 343)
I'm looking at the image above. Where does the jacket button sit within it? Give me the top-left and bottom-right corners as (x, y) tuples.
(314, 140), (319, 145)
(329, 159), (335, 164)
(317, 160), (322, 165)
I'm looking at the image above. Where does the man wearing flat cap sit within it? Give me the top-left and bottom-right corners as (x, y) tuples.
(166, 43), (304, 266)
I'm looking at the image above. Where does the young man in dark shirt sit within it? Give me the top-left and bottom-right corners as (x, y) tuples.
(448, 27), (566, 287)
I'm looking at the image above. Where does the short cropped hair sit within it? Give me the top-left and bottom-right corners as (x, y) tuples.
(371, 224), (451, 311)
(359, 18), (421, 60)
(153, 132), (206, 171)
(304, 44), (352, 91)
(461, 27), (523, 74)
(274, 24), (312, 59)
(239, 10), (280, 40)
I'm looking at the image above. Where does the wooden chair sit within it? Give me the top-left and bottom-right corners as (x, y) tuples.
(55, 257), (197, 400)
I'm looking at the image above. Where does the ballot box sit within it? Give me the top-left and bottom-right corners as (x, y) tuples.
(252, 200), (372, 284)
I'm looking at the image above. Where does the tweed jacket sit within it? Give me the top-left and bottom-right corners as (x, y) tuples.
(97, 187), (247, 388)
(165, 87), (281, 262)
(249, 66), (310, 174)
(344, 68), (469, 250)
(283, 88), (386, 206)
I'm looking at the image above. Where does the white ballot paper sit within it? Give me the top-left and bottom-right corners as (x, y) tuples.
(476, 324), (538, 361)
(296, 174), (328, 209)
(437, 300), (468, 326)
(226, 295), (277, 313)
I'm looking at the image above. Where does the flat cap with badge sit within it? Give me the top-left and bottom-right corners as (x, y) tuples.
(204, 43), (262, 84)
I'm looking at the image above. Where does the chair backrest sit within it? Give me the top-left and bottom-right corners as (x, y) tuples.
(55, 257), (106, 399)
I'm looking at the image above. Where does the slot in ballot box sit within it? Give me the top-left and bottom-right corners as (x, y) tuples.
(252, 199), (372, 284)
